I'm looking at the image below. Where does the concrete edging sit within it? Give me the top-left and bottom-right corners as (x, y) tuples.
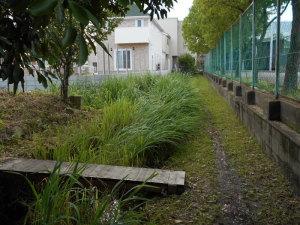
(205, 73), (300, 194)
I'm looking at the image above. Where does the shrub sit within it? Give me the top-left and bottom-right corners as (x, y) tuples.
(34, 74), (201, 166)
(178, 54), (196, 74)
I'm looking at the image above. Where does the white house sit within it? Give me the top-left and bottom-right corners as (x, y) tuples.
(83, 5), (188, 75)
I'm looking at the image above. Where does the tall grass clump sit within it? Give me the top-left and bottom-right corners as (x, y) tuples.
(24, 163), (144, 225)
(34, 74), (201, 166)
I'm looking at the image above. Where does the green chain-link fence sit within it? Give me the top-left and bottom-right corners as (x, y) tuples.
(204, 0), (299, 101)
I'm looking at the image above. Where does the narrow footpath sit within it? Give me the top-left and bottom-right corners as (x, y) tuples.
(145, 76), (300, 225)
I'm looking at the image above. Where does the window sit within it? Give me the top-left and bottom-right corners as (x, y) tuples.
(135, 19), (144, 27)
(92, 62), (97, 73)
(115, 49), (132, 70)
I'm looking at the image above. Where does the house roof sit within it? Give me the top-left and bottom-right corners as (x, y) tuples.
(126, 4), (146, 17)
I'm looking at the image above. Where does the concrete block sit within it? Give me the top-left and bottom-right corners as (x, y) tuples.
(246, 90), (256, 105)
(218, 78), (222, 85)
(268, 101), (281, 121)
(222, 79), (227, 87)
(235, 85), (242, 97)
(227, 82), (233, 91)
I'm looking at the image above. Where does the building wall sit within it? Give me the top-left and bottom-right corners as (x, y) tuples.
(148, 21), (168, 71)
(86, 16), (174, 74)
(157, 18), (179, 56)
(117, 43), (149, 72)
(157, 18), (188, 70)
(87, 33), (150, 74)
(119, 17), (149, 27)
(178, 21), (188, 56)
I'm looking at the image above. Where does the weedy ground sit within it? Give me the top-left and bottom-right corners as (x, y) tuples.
(4, 75), (201, 167)
(145, 76), (300, 225)
(0, 91), (91, 158)
(0, 75), (299, 224)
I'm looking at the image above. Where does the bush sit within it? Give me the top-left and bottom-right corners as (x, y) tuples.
(34, 74), (201, 166)
(178, 54), (196, 74)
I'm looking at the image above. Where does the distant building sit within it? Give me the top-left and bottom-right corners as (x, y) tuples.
(83, 5), (188, 75)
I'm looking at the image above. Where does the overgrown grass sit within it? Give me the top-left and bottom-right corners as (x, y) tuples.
(196, 76), (300, 224)
(24, 163), (144, 225)
(33, 74), (201, 166)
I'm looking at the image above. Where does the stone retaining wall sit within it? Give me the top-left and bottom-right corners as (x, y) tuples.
(206, 73), (300, 194)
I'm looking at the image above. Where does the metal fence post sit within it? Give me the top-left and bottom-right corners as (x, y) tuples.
(252, 0), (256, 89)
(224, 34), (227, 77)
(230, 26), (233, 80)
(239, 15), (242, 83)
(275, 0), (281, 98)
(219, 41), (222, 76)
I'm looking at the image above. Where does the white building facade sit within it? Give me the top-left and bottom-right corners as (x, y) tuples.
(84, 7), (187, 75)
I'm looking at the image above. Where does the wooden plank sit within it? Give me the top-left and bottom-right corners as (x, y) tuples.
(0, 158), (186, 195)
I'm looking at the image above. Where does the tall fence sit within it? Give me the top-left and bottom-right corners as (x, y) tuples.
(204, 0), (299, 101)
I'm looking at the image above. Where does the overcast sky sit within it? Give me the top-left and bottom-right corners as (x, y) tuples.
(167, 0), (293, 22)
(168, 0), (193, 21)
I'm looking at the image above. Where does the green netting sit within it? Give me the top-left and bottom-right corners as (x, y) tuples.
(204, 0), (300, 101)
(225, 31), (232, 78)
(232, 22), (240, 81)
(241, 5), (253, 85)
(254, 0), (277, 94)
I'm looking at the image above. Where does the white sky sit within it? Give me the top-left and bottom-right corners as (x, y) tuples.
(167, 0), (293, 22)
(168, 0), (193, 21)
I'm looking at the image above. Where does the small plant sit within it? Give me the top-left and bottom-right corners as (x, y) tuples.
(178, 54), (196, 74)
(24, 162), (146, 225)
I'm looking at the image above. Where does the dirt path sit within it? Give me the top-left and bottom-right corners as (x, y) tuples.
(208, 125), (251, 225)
(145, 77), (299, 225)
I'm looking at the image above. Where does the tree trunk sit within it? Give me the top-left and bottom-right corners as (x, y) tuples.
(283, 0), (300, 92)
(61, 63), (70, 101)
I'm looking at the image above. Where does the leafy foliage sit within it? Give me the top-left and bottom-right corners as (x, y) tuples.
(178, 54), (196, 74)
(33, 74), (201, 167)
(0, 0), (177, 93)
(182, 0), (250, 54)
(25, 163), (147, 225)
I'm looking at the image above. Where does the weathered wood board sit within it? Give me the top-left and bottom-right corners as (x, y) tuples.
(0, 158), (185, 195)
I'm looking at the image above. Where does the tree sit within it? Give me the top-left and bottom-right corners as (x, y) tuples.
(184, 0), (300, 93)
(0, 0), (176, 94)
(40, 14), (121, 100)
(182, 0), (250, 54)
(178, 54), (196, 74)
(283, 0), (300, 92)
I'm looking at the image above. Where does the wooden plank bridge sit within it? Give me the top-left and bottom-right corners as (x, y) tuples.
(0, 158), (185, 195)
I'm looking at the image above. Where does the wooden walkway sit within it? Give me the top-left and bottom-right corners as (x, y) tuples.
(0, 158), (185, 195)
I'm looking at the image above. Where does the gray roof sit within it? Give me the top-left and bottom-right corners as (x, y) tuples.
(126, 4), (146, 17)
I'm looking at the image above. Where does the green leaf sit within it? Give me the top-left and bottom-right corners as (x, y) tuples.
(68, 1), (89, 26)
(36, 59), (46, 69)
(84, 8), (99, 27)
(37, 71), (48, 88)
(98, 41), (111, 57)
(62, 26), (77, 47)
(30, 0), (58, 16)
(86, 35), (96, 55)
(55, 1), (65, 23)
(77, 34), (88, 66)
(0, 36), (12, 46)
(94, 38), (111, 57)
